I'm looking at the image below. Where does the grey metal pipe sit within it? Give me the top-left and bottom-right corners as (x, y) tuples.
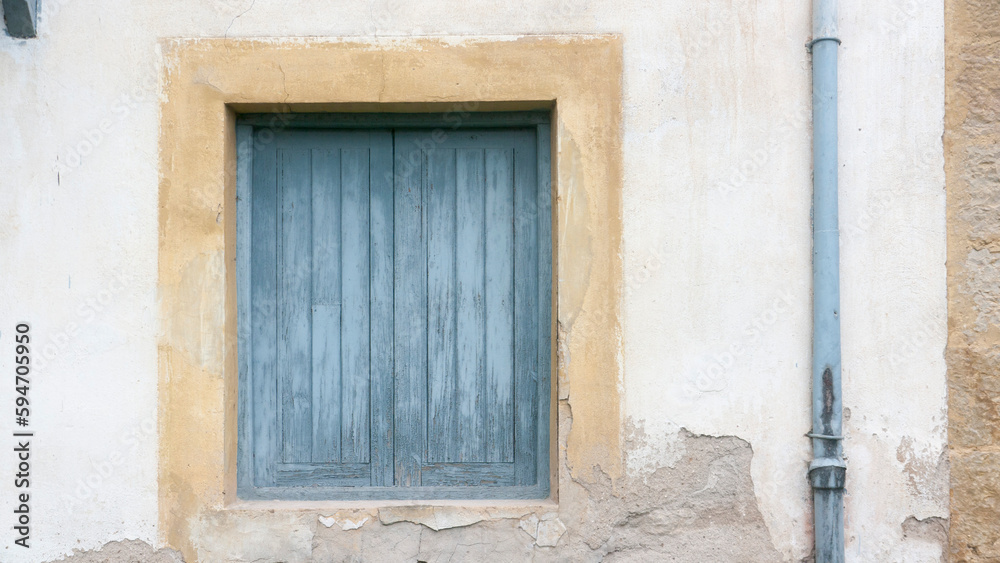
(809, 0), (845, 561)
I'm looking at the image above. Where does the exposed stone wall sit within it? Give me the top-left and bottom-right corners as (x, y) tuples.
(946, 0), (1000, 560)
(189, 430), (781, 562)
(47, 540), (183, 563)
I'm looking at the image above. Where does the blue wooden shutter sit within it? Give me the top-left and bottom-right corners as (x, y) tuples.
(245, 129), (394, 489)
(239, 118), (551, 499)
(394, 129), (541, 488)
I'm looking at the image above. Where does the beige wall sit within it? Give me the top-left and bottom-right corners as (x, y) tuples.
(946, 1), (1000, 561)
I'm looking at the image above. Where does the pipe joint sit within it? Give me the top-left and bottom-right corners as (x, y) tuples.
(809, 459), (846, 490)
(806, 36), (842, 50)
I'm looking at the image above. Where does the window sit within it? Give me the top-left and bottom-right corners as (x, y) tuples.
(236, 112), (552, 500)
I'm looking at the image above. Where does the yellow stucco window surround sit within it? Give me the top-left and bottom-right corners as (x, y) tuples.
(158, 36), (623, 558)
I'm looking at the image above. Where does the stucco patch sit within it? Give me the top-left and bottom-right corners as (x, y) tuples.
(902, 516), (949, 563)
(305, 428), (776, 561)
(573, 429), (780, 561)
(190, 511), (315, 562)
(318, 509), (376, 531)
(896, 437), (949, 509)
(378, 507), (494, 531)
(46, 540), (183, 563)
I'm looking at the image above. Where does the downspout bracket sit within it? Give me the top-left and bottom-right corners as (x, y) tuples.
(806, 36), (842, 50)
(806, 433), (844, 440)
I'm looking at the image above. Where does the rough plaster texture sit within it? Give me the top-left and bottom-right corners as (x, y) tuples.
(0, 0), (948, 561)
(47, 540), (183, 563)
(945, 0), (1000, 561)
(621, 0), (948, 561)
(191, 430), (780, 562)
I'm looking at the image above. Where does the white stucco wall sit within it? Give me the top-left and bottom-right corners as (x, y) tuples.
(621, 0), (947, 561)
(0, 0), (945, 561)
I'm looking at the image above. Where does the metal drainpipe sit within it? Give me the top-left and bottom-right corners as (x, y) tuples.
(808, 0), (846, 561)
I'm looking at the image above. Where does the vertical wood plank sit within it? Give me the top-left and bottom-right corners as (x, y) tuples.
(484, 148), (515, 464)
(393, 134), (427, 486)
(250, 140), (279, 487)
(513, 132), (539, 485)
(278, 148), (314, 464)
(236, 125), (254, 490)
(369, 131), (395, 486)
(456, 148), (486, 462)
(340, 147), (372, 464)
(310, 148), (342, 463)
(426, 148), (458, 463)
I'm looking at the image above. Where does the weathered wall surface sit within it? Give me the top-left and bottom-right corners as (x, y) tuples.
(52, 540), (182, 563)
(945, 0), (1000, 561)
(622, 0), (948, 560)
(0, 0), (947, 562)
(188, 431), (780, 562)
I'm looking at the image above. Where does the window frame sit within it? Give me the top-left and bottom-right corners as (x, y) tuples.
(235, 111), (554, 501)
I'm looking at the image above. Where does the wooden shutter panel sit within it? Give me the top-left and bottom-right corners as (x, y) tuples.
(238, 117), (551, 499)
(394, 129), (540, 489)
(245, 130), (394, 488)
